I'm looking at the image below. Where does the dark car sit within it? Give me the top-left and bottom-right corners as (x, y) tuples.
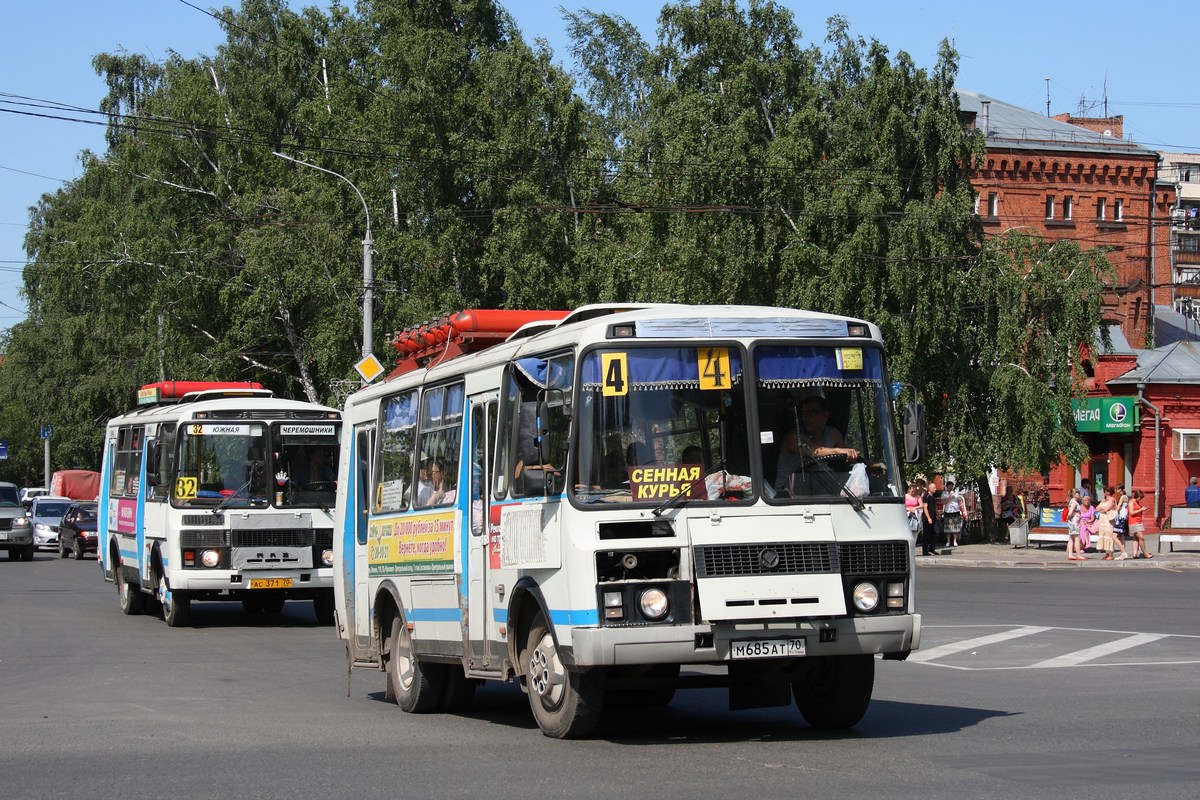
(57, 502), (98, 560)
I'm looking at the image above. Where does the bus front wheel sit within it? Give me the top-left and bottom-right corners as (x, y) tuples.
(157, 574), (191, 627)
(523, 613), (602, 739)
(116, 568), (144, 616)
(385, 616), (444, 713)
(791, 654), (875, 730)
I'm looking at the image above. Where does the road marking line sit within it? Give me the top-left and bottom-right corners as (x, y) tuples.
(1028, 633), (1168, 668)
(908, 625), (1051, 663)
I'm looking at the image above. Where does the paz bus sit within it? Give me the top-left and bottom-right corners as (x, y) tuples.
(99, 381), (342, 627)
(333, 305), (924, 738)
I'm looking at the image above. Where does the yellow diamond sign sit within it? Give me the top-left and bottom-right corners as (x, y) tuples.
(355, 353), (386, 384)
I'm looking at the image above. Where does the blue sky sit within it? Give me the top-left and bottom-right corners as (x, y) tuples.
(3, 1), (1195, 336)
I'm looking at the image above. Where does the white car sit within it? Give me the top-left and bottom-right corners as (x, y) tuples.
(19, 486), (48, 510)
(27, 496), (73, 550)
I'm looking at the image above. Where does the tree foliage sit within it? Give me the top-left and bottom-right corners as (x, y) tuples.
(0, 0), (1106, 485)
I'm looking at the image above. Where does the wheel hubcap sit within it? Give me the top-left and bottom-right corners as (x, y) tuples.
(528, 632), (566, 707)
(393, 627), (415, 691)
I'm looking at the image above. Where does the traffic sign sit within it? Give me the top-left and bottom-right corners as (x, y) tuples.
(40, 425), (53, 440)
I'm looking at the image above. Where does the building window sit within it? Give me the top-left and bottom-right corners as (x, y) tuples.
(1063, 196), (1073, 221)
(1045, 196), (1055, 220)
(1115, 199), (1124, 222)
(987, 192), (998, 218)
(1097, 198), (1107, 221)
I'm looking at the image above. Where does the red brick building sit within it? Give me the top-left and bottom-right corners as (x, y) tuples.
(958, 91), (1194, 528)
(958, 89), (1175, 348)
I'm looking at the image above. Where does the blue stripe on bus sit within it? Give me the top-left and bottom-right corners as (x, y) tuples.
(487, 608), (598, 626)
(408, 607), (463, 623)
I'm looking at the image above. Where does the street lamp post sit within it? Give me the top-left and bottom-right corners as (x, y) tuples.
(273, 151), (373, 360)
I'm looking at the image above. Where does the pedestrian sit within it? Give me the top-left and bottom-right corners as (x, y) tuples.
(1128, 488), (1152, 559)
(999, 486), (1022, 540)
(1111, 487), (1130, 559)
(942, 480), (965, 548)
(1095, 485), (1123, 560)
(1080, 491), (1099, 554)
(905, 482), (922, 539)
(1186, 477), (1200, 508)
(919, 479), (940, 556)
(1064, 488), (1085, 561)
(1079, 478), (1093, 503)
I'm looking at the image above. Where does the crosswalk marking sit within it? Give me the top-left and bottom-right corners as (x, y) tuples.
(1028, 632), (1167, 668)
(908, 625), (1051, 663)
(910, 625), (1200, 670)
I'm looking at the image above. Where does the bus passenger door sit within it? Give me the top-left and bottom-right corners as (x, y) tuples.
(346, 424), (375, 659)
(466, 394), (497, 669)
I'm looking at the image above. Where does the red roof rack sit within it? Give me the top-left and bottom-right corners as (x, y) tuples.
(388, 309), (569, 376)
(137, 381), (267, 406)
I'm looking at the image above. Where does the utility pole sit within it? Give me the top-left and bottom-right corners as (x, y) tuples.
(273, 152), (374, 360)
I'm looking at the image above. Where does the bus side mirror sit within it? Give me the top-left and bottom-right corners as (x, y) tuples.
(902, 402), (924, 463)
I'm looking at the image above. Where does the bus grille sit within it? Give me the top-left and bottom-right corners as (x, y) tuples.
(313, 528), (333, 548)
(232, 529), (314, 548)
(181, 529), (230, 547)
(182, 514), (224, 526)
(694, 541), (910, 578)
(839, 541), (910, 573)
(694, 542), (837, 577)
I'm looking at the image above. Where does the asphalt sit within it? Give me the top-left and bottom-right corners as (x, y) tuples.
(915, 533), (1200, 569)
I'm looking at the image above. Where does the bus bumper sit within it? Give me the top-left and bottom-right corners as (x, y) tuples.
(567, 613), (921, 667)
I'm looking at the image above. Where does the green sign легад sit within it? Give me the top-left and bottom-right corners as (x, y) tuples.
(1071, 397), (1137, 433)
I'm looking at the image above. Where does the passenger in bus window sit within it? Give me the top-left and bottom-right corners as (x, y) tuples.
(418, 459), (454, 506)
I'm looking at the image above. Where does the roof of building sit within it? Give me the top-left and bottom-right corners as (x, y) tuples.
(1108, 338), (1200, 385)
(957, 89), (1155, 157)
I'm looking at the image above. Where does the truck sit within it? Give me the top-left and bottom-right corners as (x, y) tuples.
(50, 470), (101, 501)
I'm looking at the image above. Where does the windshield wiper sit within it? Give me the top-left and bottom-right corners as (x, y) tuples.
(651, 462), (725, 517)
(800, 458), (866, 512)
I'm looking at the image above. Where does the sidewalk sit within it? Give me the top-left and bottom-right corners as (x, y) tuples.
(915, 534), (1200, 569)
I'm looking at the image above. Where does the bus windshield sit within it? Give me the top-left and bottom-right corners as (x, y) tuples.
(171, 421), (341, 509)
(572, 343), (901, 506)
(173, 423), (270, 508)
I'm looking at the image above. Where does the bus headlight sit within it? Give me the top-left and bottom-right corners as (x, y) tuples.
(201, 549), (221, 568)
(638, 587), (669, 621)
(886, 581), (906, 609)
(852, 582), (880, 612)
(321, 549), (334, 567)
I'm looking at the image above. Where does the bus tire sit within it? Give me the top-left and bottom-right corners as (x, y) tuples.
(440, 667), (478, 712)
(523, 612), (603, 739)
(312, 592), (335, 625)
(385, 617), (444, 713)
(791, 654), (875, 730)
(116, 568), (145, 616)
(158, 574), (191, 628)
(242, 597), (265, 614)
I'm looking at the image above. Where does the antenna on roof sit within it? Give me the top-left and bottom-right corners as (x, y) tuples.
(1045, 77), (1051, 117)
(1102, 74), (1108, 117)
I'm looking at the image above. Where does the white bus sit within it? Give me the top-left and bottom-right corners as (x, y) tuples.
(334, 305), (924, 738)
(99, 381), (342, 627)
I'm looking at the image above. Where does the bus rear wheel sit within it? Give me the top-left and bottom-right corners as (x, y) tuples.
(791, 654), (875, 730)
(385, 617), (444, 713)
(523, 612), (602, 739)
